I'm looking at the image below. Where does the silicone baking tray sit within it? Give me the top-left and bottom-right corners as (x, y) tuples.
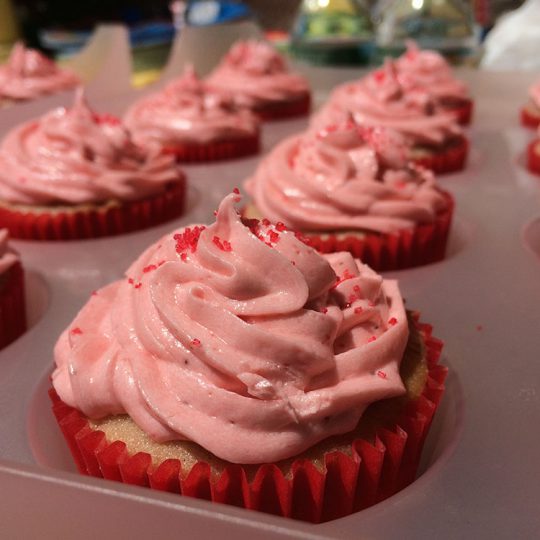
(0, 65), (538, 539)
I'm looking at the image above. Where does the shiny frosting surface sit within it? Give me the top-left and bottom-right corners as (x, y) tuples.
(124, 66), (259, 147)
(207, 40), (310, 107)
(396, 41), (469, 101)
(0, 229), (18, 274)
(312, 60), (462, 146)
(0, 91), (183, 205)
(0, 42), (79, 101)
(246, 122), (448, 233)
(53, 194), (409, 464)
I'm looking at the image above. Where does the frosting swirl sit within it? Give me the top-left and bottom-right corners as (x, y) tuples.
(0, 90), (184, 206)
(312, 60), (462, 146)
(396, 41), (469, 102)
(246, 121), (448, 234)
(206, 40), (310, 108)
(0, 229), (18, 275)
(52, 194), (408, 464)
(0, 42), (79, 102)
(124, 66), (260, 147)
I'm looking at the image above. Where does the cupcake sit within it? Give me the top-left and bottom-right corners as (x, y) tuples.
(0, 90), (187, 241)
(124, 66), (260, 162)
(521, 79), (540, 129)
(0, 42), (79, 106)
(244, 121), (453, 271)
(396, 41), (473, 126)
(312, 60), (468, 175)
(50, 193), (446, 522)
(0, 229), (26, 349)
(206, 40), (311, 121)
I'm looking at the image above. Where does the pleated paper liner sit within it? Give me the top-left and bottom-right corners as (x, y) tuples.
(527, 140), (540, 175)
(0, 261), (26, 349)
(441, 99), (474, 126)
(520, 105), (540, 129)
(410, 136), (469, 175)
(49, 312), (446, 524)
(0, 180), (186, 241)
(300, 192), (454, 272)
(252, 93), (311, 122)
(162, 135), (260, 163)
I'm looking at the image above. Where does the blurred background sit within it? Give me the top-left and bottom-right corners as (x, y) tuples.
(0, 0), (531, 74)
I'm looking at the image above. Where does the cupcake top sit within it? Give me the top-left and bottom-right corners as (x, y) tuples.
(124, 66), (260, 148)
(396, 41), (469, 101)
(246, 120), (448, 234)
(313, 60), (462, 147)
(0, 229), (19, 275)
(206, 40), (310, 108)
(0, 90), (184, 206)
(0, 42), (79, 102)
(52, 193), (409, 464)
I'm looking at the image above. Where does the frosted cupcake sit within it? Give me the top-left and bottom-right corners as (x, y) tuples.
(50, 193), (446, 522)
(124, 66), (260, 162)
(313, 60), (468, 175)
(206, 40), (311, 121)
(245, 121), (453, 270)
(0, 229), (26, 349)
(396, 41), (473, 126)
(0, 42), (79, 106)
(0, 90), (186, 240)
(521, 79), (540, 129)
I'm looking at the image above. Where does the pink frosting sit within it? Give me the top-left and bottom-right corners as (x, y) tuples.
(528, 80), (540, 109)
(52, 194), (409, 464)
(0, 229), (18, 275)
(206, 40), (310, 108)
(246, 122), (447, 234)
(124, 66), (260, 148)
(0, 42), (79, 102)
(396, 41), (469, 101)
(313, 60), (462, 147)
(0, 90), (184, 206)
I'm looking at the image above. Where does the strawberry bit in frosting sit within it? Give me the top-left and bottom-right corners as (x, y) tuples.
(52, 194), (409, 464)
(124, 66), (259, 147)
(0, 42), (79, 102)
(0, 229), (19, 274)
(245, 119), (448, 234)
(0, 89), (184, 206)
(312, 59), (462, 147)
(207, 40), (310, 109)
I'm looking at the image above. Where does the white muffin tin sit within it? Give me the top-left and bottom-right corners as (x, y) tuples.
(0, 64), (539, 539)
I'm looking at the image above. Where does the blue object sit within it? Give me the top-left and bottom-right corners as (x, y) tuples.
(186, 1), (253, 26)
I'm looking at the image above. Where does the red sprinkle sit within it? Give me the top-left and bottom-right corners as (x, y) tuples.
(70, 327), (83, 335)
(174, 226), (206, 254)
(213, 210), (218, 216)
(134, 283), (142, 289)
(91, 290), (98, 296)
(388, 317), (398, 326)
(353, 285), (361, 293)
(321, 307), (328, 314)
(143, 264), (157, 273)
(233, 187), (240, 194)
(213, 236), (232, 252)
(180, 253), (188, 262)
(157, 260), (166, 267)
(262, 218), (271, 227)
(268, 230), (280, 244)
(275, 222), (286, 232)
(377, 370), (387, 379)
(367, 336), (377, 343)
(128, 278), (134, 284)
(354, 307), (363, 314)
(191, 338), (201, 347)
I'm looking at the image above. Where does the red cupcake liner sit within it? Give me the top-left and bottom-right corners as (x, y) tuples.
(411, 136), (469, 175)
(527, 139), (540, 175)
(302, 191), (454, 272)
(253, 93), (312, 122)
(521, 106), (540, 129)
(0, 181), (186, 241)
(163, 135), (260, 163)
(0, 261), (26, 349)
(444, 99), (474, 126)
(49, 313), (446, 523)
